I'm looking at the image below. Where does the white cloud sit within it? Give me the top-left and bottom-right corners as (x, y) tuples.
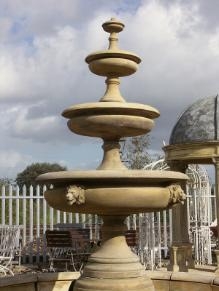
(0, 150), (32, 178)
(0, 17), (12, 41)
(115, 1), (219, 146)
(12, 110), (58, 138)
(0, 25), (83, 102)
(3, 105), (69, 143)
(209, 29), (219, 56)
(1, 0), (219, 176)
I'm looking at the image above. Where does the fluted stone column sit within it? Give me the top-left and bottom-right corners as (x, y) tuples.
(213, 158), (219, 272)
(167, 161), (194, 272)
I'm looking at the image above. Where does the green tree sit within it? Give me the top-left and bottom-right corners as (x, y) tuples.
(0, 178), (12, 187)
(120, 134), (152, 169)
(16, 162), (67, 188)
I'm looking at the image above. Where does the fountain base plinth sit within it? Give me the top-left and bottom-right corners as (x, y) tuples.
(73, 216), (154, 291)
(74, 276), (154, 291)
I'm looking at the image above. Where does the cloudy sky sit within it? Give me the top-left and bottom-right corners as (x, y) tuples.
(0, 0), (219, 178)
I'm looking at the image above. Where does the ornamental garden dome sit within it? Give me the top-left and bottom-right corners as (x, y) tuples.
(170, 95), (219, 145)
(163, 94), (219, 274)
(164, 94), (219, 164)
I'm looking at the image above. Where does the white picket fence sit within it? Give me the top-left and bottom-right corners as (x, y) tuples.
(0, 184), (102, 265)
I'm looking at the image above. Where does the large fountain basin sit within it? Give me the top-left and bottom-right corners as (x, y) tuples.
(38, 170), (187, 215)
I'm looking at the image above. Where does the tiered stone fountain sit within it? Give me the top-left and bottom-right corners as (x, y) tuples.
(38, 18), (187, 291)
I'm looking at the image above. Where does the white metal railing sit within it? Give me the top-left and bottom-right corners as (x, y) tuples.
(0, 225), (20, 275)
(144, 160), (216, 266)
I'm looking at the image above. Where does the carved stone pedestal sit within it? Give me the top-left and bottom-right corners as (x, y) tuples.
(74, 216), (154, 291)
(168, 243), (194, 272)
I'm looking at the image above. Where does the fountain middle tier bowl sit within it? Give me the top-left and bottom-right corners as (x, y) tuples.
(85, 50), (141, 77)
(62, 102), (160, 138)
(37, 170), (187, 215)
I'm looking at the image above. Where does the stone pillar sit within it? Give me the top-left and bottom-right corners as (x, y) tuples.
(213, 158), (219, 272)
(167, 161), (194, 272)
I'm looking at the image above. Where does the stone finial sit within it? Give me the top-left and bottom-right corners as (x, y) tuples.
(102, 18), (124, 50)
(85, 18), (141, 103)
